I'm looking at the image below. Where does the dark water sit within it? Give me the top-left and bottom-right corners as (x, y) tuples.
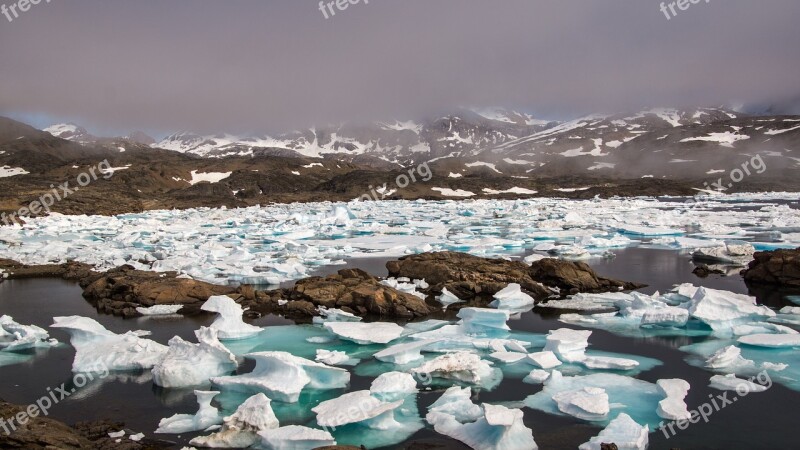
(0, 248), (797, 449)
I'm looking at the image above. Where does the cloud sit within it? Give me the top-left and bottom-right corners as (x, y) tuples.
(1, 0), (799, 135)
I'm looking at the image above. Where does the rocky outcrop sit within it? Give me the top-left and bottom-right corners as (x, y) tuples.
(0, 400), (165, 449)
(387, 252), (551, 301)
(386, 252), (643, 300)
(528, 258), (645, 295)
(80, 265), (237, 317)
(742, 247), (800, 287)
(0, 258), (95, 281)
(256, 268), (433, 320)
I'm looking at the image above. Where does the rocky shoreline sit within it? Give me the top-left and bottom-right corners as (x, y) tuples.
(0, 252), (645, 321)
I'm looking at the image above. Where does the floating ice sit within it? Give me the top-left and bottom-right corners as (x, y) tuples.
(656, 379), (691, 421)
(51, 316), (168, 372)
(211, 351), (350, 403)
(323, 322), (404, 345)
(427, 403), (537, 450)
(738, 334), (800, 348)
(544, 328), (592, 363)
(523, 369), (551, 384)
(458, 308), (512, 333)
(489, 351), (528, 364)
(312, 306), (362, 324)
(0, 315), (54, 351)
(426, 386), (483, 423)
(578, 413), (648, 450)
(135, 305), (183, 316)
(705, 345), (755, 370)
(527, 351), (563, 369)
(688, 287), (774, 331)
(315, 349), (352, 366)
(579, 356), (640, 371)
(411, 352), (496, 384)
(552, 387), (610, 420)
(152, 327), (238, 388)
(312, 390), (403, 430)
(692, 243), (755, 265)
(374, 339), (440, 365)
(201, 296), (262, 340)
(256, 425), (335, 450)
(709, 374), (769, 393)
(370, 372), (418, 401)
(190, 393), (279, 448)
(437, 288), (464, 308)
(156, 390), (223, 434)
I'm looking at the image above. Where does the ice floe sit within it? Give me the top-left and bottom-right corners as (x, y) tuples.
(256, 425), (335, 449)
(656, 379), (691, 420)
(489, 283), (535, 310)
(190, 393), (278, 448)
(135, 304), (184, 316)
(427, 402), (537, 450)
(323, 321), (404, 345)
(370, 371), (418, 400)
(709, 374), (769, 393)
(578, 413), (648, 450)
(51, 316), (168, 372)
(156, 390), (223, 434)
(552, 386), (610, 420)
(312, 390), (404, 430)
(0, 315), (55, 352)
(201, 296), (262, 340)
(411, 351), (496, 385)
(152, 327), (238, 388)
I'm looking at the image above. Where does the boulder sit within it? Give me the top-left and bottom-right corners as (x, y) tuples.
(528, 258), (644, 294)
(742, 247), (800, 287)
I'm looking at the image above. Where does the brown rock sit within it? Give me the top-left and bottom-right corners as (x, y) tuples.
(742, 247), (800, 287)
(528, 258), (644, 293)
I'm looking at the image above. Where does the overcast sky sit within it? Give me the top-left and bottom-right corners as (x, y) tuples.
(1, 0), (799, 136)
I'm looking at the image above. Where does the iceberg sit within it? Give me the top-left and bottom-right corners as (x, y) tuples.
(458, 308), (512, 333)
(323, 322), (404, 345)
(156, 390), (223, 434)
(256, 425), (335, 450)
(373, 338), (439, 365)
(426, 386), (483, 424)
(135, 305), (183, 316)
(437, 288), (465, 308)
(552, 387), (610, 420)
(656, 379), (691, 420)
(579, 355), (639, 371)
(0, 315), (54, 351)
(51, 316), (168, 372)
(709, 374), (768, 393)
(190, 393), (279, 448)
(152, 327), (238, 388)
(201, 296), (262, 340)
(489, 283), (535, 310)
(704, 345), (755, 370)
(526, 351), (563, 369)
(312, 390), (403, 430)
(312, 306), (362, 324)
(692, 243), (755, 265)
(578, 413), (648, 450)
(688, 288), (774, 331)
(211, 351), (350, 403)
(370, 372), (418, 400)
(315, 349), (352, 366)
(523, 369), (551, 384)
(738, 334), (800, 348)
(427, 403), (537, 450)
(543, 328), (592, 363)
(411, 352), (496, 384)
(489, 351), (528, 364)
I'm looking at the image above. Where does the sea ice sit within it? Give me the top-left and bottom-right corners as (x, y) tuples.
(312, 390), (404, 430)
(489, 351), (528, 364)
(552, 387), (610, 420)
(526, 351), (563, 369)
(688, 287), (774, 331)
(190, 393), (279, 448)
(578, 413), (648, 450)
(704, 345), (755, 370)
(312, 306), (362, 324)
(411, 352), (496, 384)
(256, 425), (335, 450)
(51, 316), (168, 372)
(315, 349), (352, 366)
(458, 308), (512, 333)
(738, 333), (800, 348)
(427, 403), (537, 450)
(210, 351), (350, 403)
(709, 374), (768, 392)
(543, 328), (592, 363)
(656, 379), (691, 420)
(152, 327), (238, 388)
(201, 296), (262, 340)
(136, 305), (184, 316)
(426, 386), (483, 424)
(489, 283), (535, 310)
(692, 243), (755, 265)
(0, 315), (54, 351)
(323, 322), (404, 345)
(373, 339), (439, 365)
(370, 372), (418, 401)
(436, 288), (464, 308)
(156, 390), (223, 434)
(523, 369), (551, 384)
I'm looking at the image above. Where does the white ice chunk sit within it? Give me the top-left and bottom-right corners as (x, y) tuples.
(314, 349), (351, 366)
(544, 328), (592, 363)
(526, 351), (563, 369)
(579, 356), (639, 371)
(709, 374), (768, 392)
(51, 316), (168, 372)
(190, 393), (279, 448)
(704, 345), (755, 370)
(411, 352), (495, 384)
(552, 387), (610, 420)
(323, 321), (404, 345)
(489, 283), (535, 310)
(0, 315), (53, 351)
(373, 339), (439, 365)
(656, 379), (691, 421)
(211, 351), (350, 403)
(427, 403), (537, 450)
(152, 327), (238, 388)
(370, 372), (419, 401)
(688, 287), (774, 331)
(201, 296), (262, 340)
(256, 425), (335, 450)
(578, 413), (648, 450)
(523, 369), (551, 384)
(436, 288), (464, 308)
(489, 351), (528, 364)
(738, 333), (800, 348)
(458, 308), (512, 333)
(136, 305), (183, 316)
(156, 390), (223, 434)
(312, 306), (362, 324)
(426, 386), (483, 424)
(312, 390), (403, 430)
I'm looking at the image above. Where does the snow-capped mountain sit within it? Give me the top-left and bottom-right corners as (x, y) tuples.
(43, 123), (97, 143)
(43, 124), (155, 150)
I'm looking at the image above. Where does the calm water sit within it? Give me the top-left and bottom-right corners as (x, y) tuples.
(0, 248), (797, 449)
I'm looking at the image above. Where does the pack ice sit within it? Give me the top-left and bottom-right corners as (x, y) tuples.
(51, 316), (168, 372)
(0, 315), (55, 352)
(152, 326), (238, 388)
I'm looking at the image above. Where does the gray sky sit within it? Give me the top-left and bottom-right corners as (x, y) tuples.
(1, 0), (799, 136)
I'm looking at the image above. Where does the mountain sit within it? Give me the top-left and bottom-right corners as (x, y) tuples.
(43, 123), (97, 143)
